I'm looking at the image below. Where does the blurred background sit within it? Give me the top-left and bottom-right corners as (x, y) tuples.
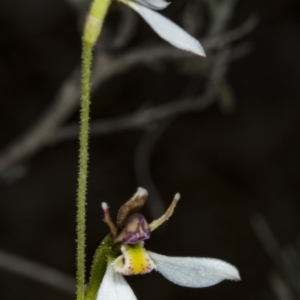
(0, 0), (300, 299)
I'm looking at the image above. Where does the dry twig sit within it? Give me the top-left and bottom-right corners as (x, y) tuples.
(0, 16), (257, 179)
(0, 249), (75, 294)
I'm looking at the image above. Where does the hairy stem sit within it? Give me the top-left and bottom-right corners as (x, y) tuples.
(76, 0), (111, 299)
(76, 41), (93, 300)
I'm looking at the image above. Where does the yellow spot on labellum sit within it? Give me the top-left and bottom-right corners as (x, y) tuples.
(112, 243), (156, 275)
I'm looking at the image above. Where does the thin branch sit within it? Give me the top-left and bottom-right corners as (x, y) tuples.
(92, 15), (258, 79)
(134, 120), (174, 219)
(0, 69), (81, 178)
(111, 6), (138, 49)
(182, 0), (205, 36)
(0, 249), (75, 294)
(0, 16), (257, 179)
(56, 90), (215, 141)
(250, 214), (286, 276)
(204, 15), (258, 49)
(55, 44), (244, 141)
(133, 78), (209, 219)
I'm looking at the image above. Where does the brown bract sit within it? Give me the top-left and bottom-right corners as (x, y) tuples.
(117, 187), (148, 228)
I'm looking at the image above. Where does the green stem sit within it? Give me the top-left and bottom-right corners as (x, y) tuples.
(76, 1), (112, 299)
(77, 41), (93, 300)
(85, 235), (113, 300)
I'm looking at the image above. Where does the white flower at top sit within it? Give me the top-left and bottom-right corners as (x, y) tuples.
(96, 188), (240, 300)
(119, 0), (206, 57)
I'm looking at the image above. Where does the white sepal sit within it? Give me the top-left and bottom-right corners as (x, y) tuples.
(148, 251), (240, 288)
(135, 0), (170, 10)
(96, 264), (137, 300)
(127, 2), (206, 56)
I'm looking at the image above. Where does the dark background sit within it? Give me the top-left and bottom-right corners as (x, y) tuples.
(0, 0), (300, 299)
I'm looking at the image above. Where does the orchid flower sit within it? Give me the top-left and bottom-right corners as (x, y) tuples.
(95, 187), (240, 300)
(119, 0), (206, 56)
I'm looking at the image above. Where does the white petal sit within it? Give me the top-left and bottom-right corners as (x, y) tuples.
(135, 0), (170, 10)
(126, 2), (205, 56)
(96, 264), (137, 300)
(148, 251), (240, 288)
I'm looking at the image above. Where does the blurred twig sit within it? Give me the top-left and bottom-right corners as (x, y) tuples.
(134, 120), (172, 218)
(251, 214), (285, 271)
(251, 214), (300, 300)
(57, 87), (214, 140)
(0, 249), (75, 294)
(110, 6), (138, 49)
(182, 0), (205, 36)
(133, 77), (206, 218)
(56, 44), (246, 141)
(131, 35), (239, 218)
(0, 69), (81, 180)
(0, 16), (257, 180)
(207, 0), (239, 35)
